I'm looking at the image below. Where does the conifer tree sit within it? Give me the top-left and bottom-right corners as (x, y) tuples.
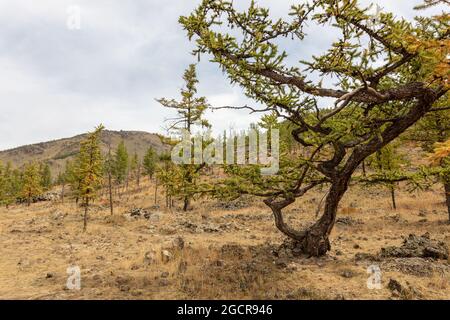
(156, 152), (176, 208)
(77, 125), (104, 231)
(429, 139), (450, 220)
(40, 163), (52, 191)
(0, 162), (20, 208)
(56, 169), (66, 203)
(366, 143), (407, 210)
(180, 0), (449, 255)
(129, 152), (141, 187)
(64, 159), (81, 203)
(0, 162), (7, 207)
(114, 141), (129, 193)
(406, 107), (450, 219)
(157, 64), (210, 211)
(104, 146), (115, 215)
(143, 147), (157, 180)
(21, 162), (43, 206)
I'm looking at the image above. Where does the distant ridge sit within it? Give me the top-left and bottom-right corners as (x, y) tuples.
(0, 130), (169, 174)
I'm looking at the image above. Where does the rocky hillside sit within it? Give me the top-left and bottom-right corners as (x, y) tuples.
(0, 130), (169, 175)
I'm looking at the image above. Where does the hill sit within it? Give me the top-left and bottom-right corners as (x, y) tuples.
(0, 130), (169, 175)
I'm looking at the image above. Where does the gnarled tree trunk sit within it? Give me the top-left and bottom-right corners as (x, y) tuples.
(300, 176), (350, 256)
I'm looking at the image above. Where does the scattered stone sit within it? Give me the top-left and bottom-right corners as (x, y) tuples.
(159, 279), (170, 287)
(119, 285), (130, 292)
(46, 272), (54, 279)
(162, 236), (185, 251)
(161, 272), (169, 278)
(340, 269), (355, 278)
(203, 224), (221, 233)
(212, 198), (249, 211)
(383, 258), (435, 277)
(380, 233), (448, 260)
(336, 217), (363, 226)
(161, 250), (173, 263)
(388, 279), (403, 293)
(221, 244), (245, 259)
(275, 258), (288, 269)
(144, 250), (156, 265)
(52, 211), (67, 220)
(387, 279), (422, 299)
(354, 252), (380, 262)
(125, 207), (161, 221)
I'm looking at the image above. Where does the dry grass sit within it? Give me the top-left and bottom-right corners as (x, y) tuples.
(0, 178), (449, 300)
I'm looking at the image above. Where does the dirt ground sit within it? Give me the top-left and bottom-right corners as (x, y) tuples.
(0, 178), (449, 300)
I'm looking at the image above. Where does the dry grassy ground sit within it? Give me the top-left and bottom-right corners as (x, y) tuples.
(0, 178), (449, 300)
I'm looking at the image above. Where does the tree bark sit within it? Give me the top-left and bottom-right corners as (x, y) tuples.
(108, 172), (114, 215)
(183, 197), (190, 212)
(137, 164), (141, 188)
(83, 197), (89, 232)
(301, 176), (350, 256)
(390, 184), (397, 210)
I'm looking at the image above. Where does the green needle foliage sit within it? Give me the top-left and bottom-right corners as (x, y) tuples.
(406, 104), (450, 219)
(21, 162), (43, 207)
(143, 147), (157, 180)
(77, 125), (104, 231)
(157, 64), (211, 211)
(40, 163), (52, 191)
(180, 0), (449, 256)
(114, 141), (129, 188)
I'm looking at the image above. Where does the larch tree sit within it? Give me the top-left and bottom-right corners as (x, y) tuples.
(0, 162), (20, 208)
(429, 138), (450, 220)
(0, 162), (7, 207)
(129, 152), (141, 187)
(104, 146), (115, 215)
(156, 152), (176, 208)
(157, 64), (211, 211)
(77, 125), (104, 232)
(65, 159), (82, 204)
(21, 162), (43, 207)
(180, 0), (449, 256)
(114, 140), (129, 194)
(365, 143), (407, 210)
(406, 107), (450, 219)
(40, 163), (52, 192)
(143, 146), (157, 180)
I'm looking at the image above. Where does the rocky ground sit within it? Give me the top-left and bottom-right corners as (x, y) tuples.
(0, 179), (449, 300)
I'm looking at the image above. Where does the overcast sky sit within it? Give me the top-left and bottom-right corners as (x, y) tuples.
(0, 0), (444, 150)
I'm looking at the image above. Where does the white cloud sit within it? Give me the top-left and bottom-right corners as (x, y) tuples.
(0, 0), (443, 150)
